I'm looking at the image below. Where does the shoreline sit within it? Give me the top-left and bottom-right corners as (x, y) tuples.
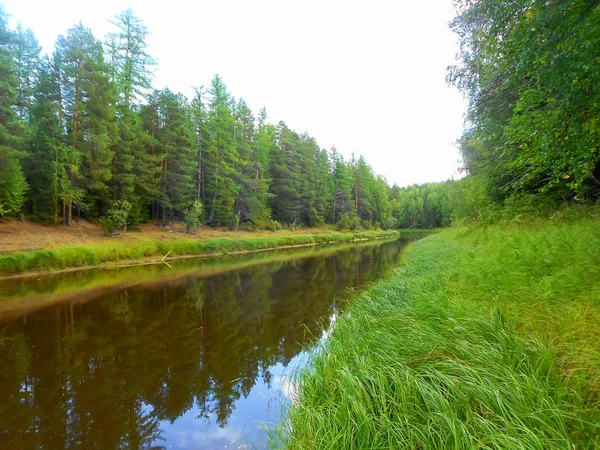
(281, 219), (600, 448)
(0, 230), (400, 278)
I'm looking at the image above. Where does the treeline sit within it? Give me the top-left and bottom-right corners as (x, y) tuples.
(393, 181), (453, 229)
(0, 6), (398, 230)
(447, 0), (600, 217)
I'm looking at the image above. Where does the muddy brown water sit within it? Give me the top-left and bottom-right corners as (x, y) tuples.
(0, 238), (411, 449)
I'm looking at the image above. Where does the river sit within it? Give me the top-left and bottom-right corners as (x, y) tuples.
(0, 237), (408, 449)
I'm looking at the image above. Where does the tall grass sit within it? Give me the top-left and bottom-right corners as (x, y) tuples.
(0, 230), (398, 276)
(280, 218), (600, 449)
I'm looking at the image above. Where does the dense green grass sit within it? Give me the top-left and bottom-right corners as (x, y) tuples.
(0, 230), (397, 276)
(280, 218), (600, 449)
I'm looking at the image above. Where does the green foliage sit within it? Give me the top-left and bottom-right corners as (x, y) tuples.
(260, 218), (282, 232)
(184, 200), (203, 233)
(0, 156), (27, 214)
(449, 0), (600, 208)
(100, 200), (131, 235)
(203, 75), (240, 225)
(282, 218), (600, 448)
(336, 212), (362, 231)
(393, 181), (454, 228)
(0, 5), (397, 230)
(0, 6), (28, 216)
(228, 210), (241, 232)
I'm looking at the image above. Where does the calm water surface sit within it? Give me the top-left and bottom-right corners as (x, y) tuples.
(0, 238), (406, 449)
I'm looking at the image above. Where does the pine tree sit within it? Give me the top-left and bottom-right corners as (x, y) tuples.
(203, 75), (240, 226)
(0, 7), (27, 215)
(106, 9), (156, 219)
(12, 24), (40, 122)
(330, 147), (353, 223)
(147, 89), (196, 223)
(268, 121), (302, 224)
(54, 23), (117, 222)
(352, 155), (376, 223)
(190, 87), (207, 204)
(314, 148), (334, 224)
(27, 57), (65, 219)
(233, 98), (271, 224)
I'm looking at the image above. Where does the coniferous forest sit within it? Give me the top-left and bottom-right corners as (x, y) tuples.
(0, 6), (409, 230)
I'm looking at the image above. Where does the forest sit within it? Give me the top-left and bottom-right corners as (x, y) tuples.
(3, 0), (598, 235)
(0, 6), (454, 232)
(447, 0), (600, 217)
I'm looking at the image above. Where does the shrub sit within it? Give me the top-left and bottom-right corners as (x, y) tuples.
(228, 210), (241, 231)
(264, 218), (282, 231)
(362, 220), (375, 230)
(380, 217), (397, 230)
(184, 200), (204, 233)
(100, 200), (132, 236)
(336, 213), (362, 231)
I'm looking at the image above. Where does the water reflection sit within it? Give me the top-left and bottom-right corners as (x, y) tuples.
(0, 239), (405, 449)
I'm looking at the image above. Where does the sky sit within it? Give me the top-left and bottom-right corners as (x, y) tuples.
(2, 0), (466, 187)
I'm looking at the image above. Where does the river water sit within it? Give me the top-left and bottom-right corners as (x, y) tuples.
(0, 238), (407, 449)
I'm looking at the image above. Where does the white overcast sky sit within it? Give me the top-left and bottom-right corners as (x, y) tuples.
(3, 0), (466, 187)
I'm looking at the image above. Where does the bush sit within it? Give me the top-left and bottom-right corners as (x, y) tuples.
(380, 217), (397, 230)
(362, 220), (375, 230)
(228, 210), (241, 231)
(263, 218), (282, 231)
(100, 200), (131, 236)
(184, 200), (204, 233)
(336, 213), (362, 231)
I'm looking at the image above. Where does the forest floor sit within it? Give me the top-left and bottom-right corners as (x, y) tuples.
(0, 218), (333, 255)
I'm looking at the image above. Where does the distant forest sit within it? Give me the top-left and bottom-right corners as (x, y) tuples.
(0, 6), (456, 231)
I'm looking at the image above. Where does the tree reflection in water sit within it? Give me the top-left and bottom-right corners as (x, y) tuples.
(0, 239), (404, 449)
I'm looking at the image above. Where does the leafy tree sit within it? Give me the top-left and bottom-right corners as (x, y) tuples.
(449, 0), (600, 206)
(395, 181), (454, 228)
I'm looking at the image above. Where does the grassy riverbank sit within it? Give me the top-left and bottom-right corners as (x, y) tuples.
(0, 230), (398, 276)
(281, 217), (600, 449)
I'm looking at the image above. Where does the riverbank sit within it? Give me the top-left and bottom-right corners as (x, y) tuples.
(0, 238), (402, 320)
(0, 227), (398, 276)
(281, 217), (600, 448)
